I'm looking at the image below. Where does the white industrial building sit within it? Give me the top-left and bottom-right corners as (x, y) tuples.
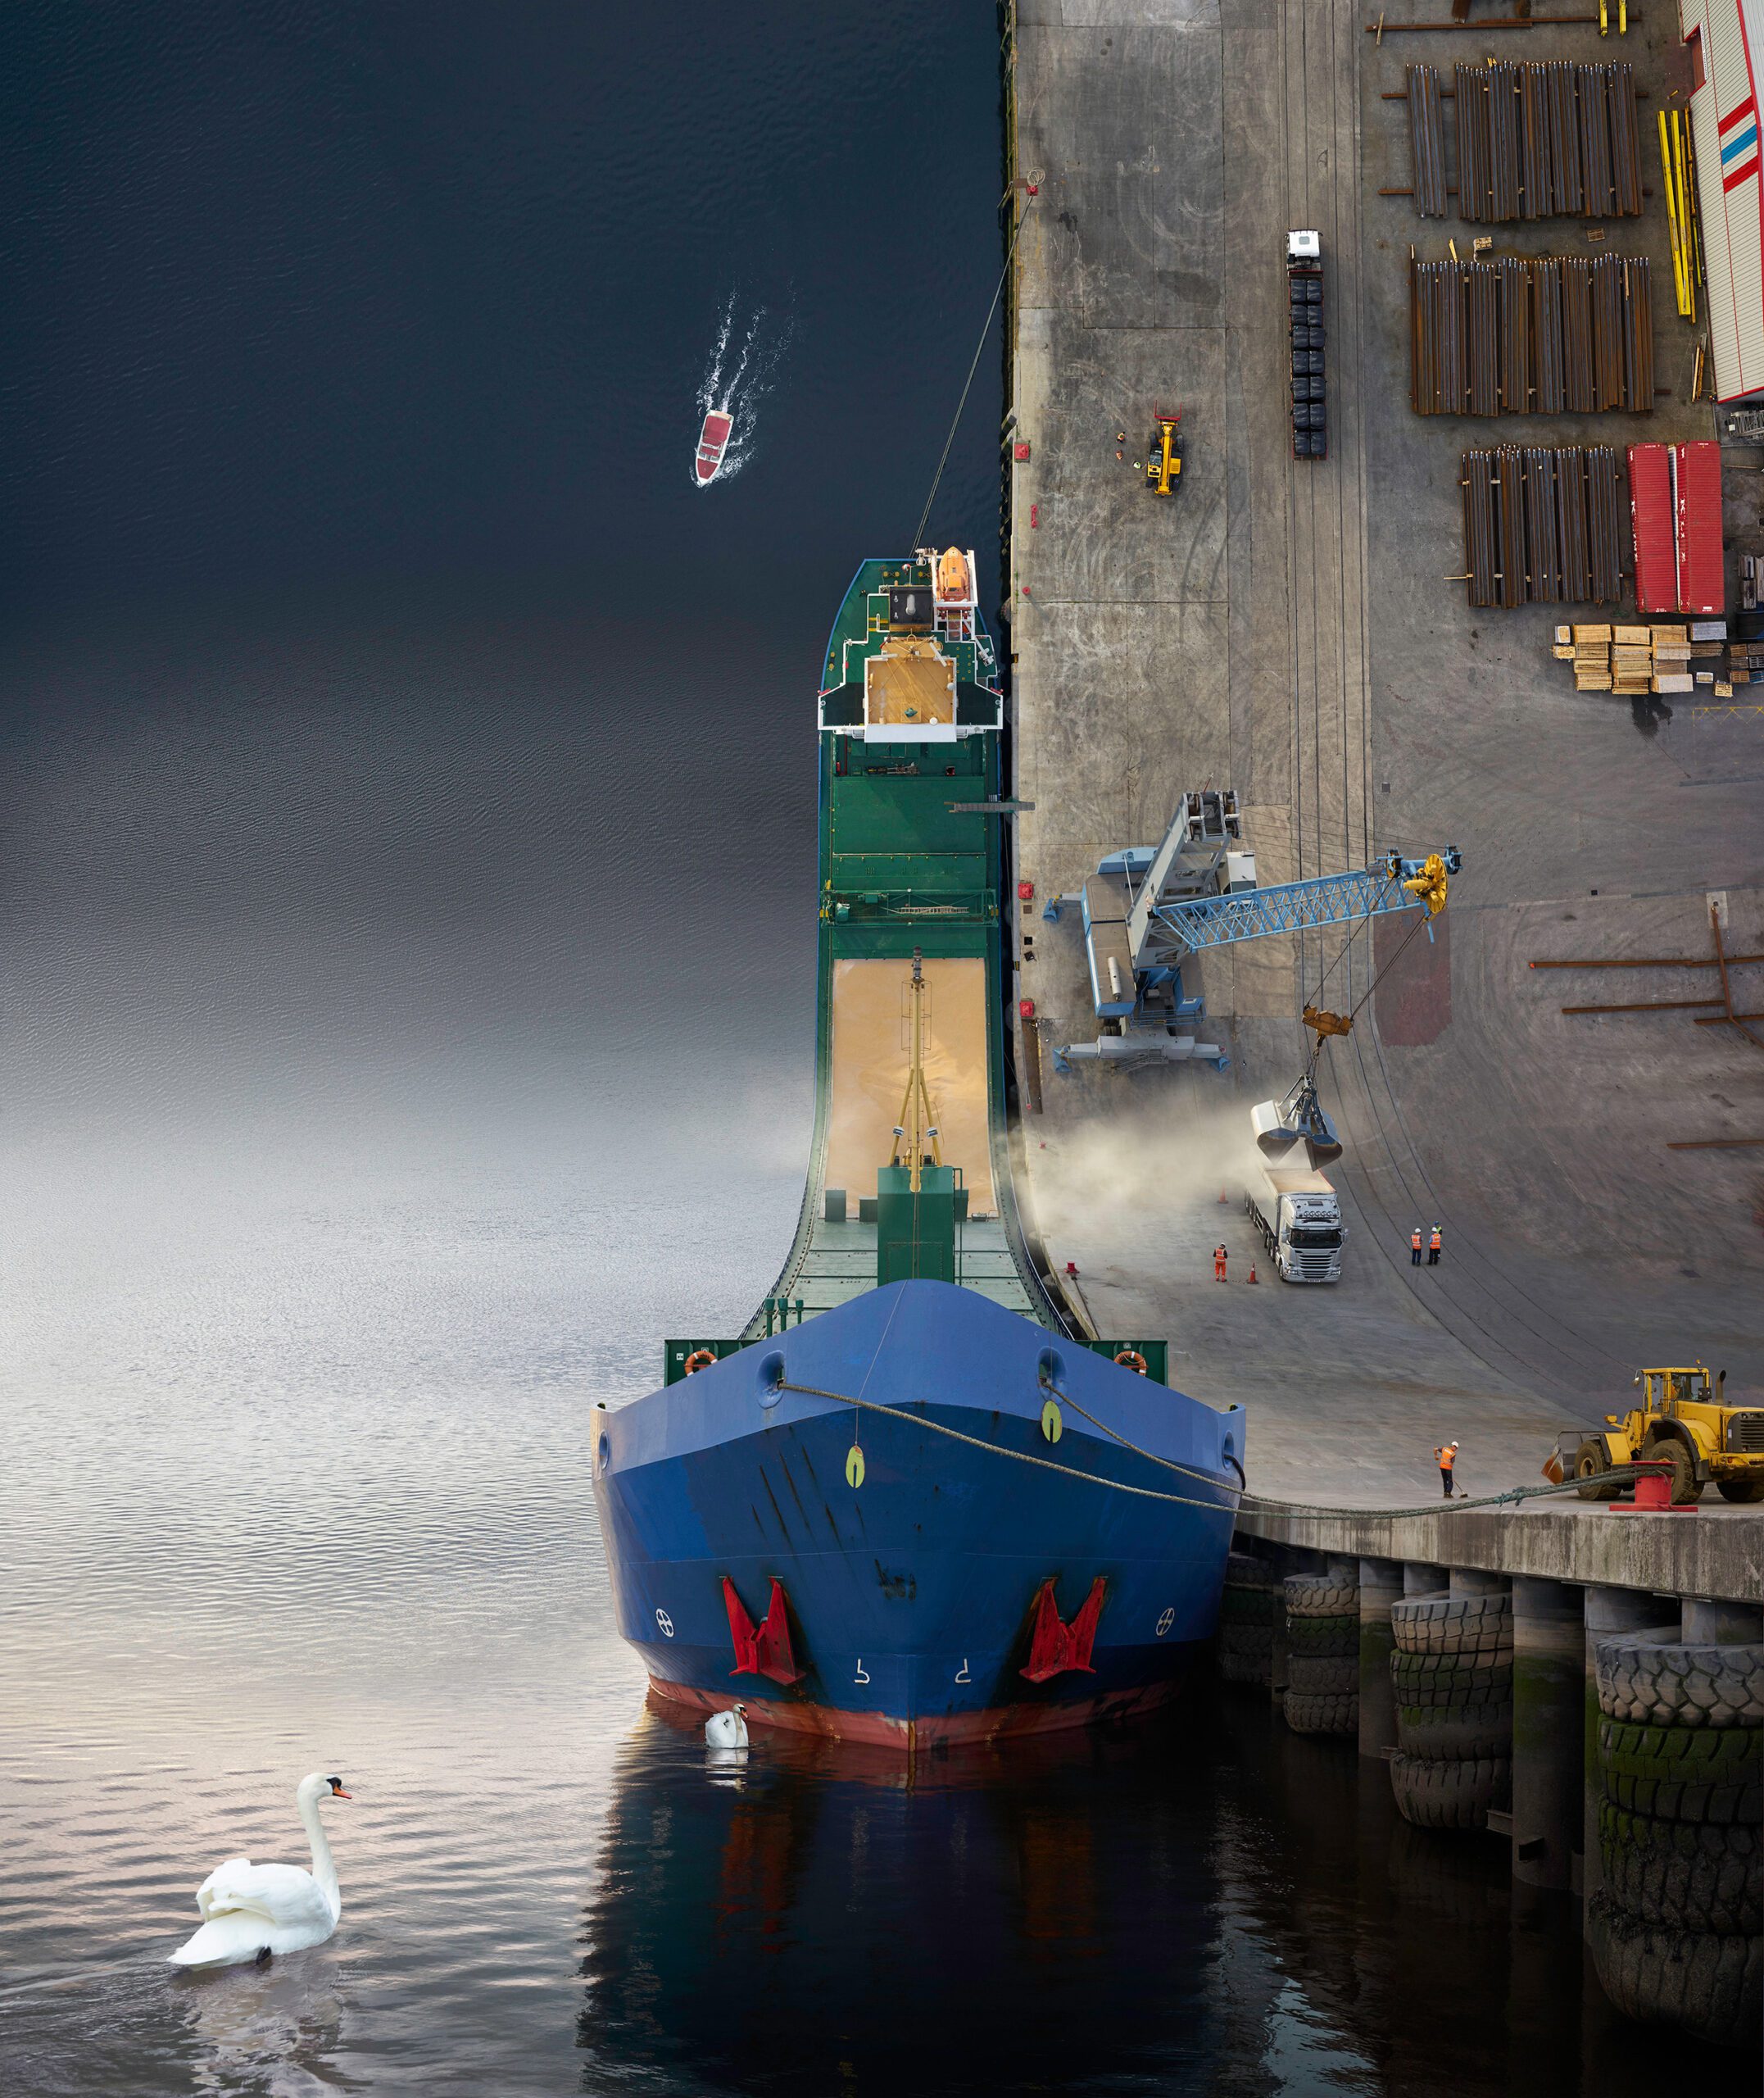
(1680, 0), (1764, 398)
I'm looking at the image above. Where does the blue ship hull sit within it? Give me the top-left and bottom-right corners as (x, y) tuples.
(595, 1282), (1242, 1750)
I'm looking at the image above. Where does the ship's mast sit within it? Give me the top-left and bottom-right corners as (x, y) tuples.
(890, 948), (942, 1192)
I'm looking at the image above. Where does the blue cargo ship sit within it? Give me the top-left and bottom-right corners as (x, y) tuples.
(593, 552), (1242, 1749)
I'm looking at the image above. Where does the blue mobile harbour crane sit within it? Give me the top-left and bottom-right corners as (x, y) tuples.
(1041, 791), (1460, 1279)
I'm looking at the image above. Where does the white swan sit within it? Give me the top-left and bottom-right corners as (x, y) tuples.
(168, 1773), (351, 1969)
(705, 1702), (749, 1748)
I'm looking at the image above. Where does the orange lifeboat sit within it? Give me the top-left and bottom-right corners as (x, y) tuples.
(936, 547), (970, 602)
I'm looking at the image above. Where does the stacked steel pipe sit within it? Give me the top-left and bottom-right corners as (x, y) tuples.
(1461, 443), (1624, 607)
(1408, 63), (1448, 219)
(1406, 61), (1642, 221)
(1412, 255), (1652, 417)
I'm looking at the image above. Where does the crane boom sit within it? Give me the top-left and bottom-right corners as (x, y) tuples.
(1136, 850), (1460, 968)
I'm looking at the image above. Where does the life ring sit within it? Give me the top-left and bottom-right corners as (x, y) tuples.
(1114, 1348), (1149, 1375)
(682, 1348), (718, 1376)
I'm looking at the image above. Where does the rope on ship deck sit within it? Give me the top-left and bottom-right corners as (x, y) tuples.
(774, 1379), (1643, 1525)
(777, 1380), (1237, 1516)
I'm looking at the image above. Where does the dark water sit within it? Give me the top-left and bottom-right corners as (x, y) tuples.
(0, 7), (1753, 2094)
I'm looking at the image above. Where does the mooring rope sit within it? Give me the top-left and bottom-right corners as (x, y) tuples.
(1237, 1465), (1652, 1524)
(774, 1378), (1641, 1526)
(909, 200), (1033, 552)
(777, 1380), (1237, 1517)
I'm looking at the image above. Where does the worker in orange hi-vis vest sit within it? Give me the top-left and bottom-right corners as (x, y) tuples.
(1428, 1224), (1443, 1266)
(1435, 1440), (1460, 1499)
(1213, 1245), (1227, 1282)
(1410, 1226), (1423, 1266)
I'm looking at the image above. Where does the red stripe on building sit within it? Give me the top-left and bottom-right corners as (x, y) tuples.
(1720, 91), (1757, 133)
(1739, 0), (1764, 398)
(1723, 156), (1760, 193)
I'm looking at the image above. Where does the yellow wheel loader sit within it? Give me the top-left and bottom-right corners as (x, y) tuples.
(1144, 406), (1182, 496)
(1562, 1366), (1764, 1507)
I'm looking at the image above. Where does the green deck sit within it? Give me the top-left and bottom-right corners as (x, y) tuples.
(746, 556), (1050, 1334)
(662, 556), (1165, 1383)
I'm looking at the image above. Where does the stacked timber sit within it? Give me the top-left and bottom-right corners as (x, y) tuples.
(1553, 620), (1691, 694)
(1404, 61), (1643, 224)
(1413, 255), (1653, 416)
(1461, 445), (1622, 608)
(1217, 1551), (1275, 1686)
(1387, 1591), (1512, 1831)
(1281, 1569), (1358, 1738)
(1587, 1626), (1763, 2051)
(1728, 636), (1764, 688)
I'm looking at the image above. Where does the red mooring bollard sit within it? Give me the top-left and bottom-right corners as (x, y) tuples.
(1612, 1465), (1694, 1514)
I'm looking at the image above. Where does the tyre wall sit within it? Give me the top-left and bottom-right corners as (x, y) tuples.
(1586, 1626), (1763, 2051)
(1281, 1568), (1359, 1737)
(1217, 1549), (1275, 1687)
(1388, 1589), (1512, 1831)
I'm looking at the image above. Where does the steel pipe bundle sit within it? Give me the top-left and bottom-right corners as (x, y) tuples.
(1418, 61), (1641, 223)
(1621, 257), (1653, 411)
(1461, 444), (1624, 607)
(1408, 65), (1448, 218)
(1412, 255), (1653, 418)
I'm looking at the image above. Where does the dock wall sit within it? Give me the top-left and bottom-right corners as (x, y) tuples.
(1224, 1534), (1762, 2050)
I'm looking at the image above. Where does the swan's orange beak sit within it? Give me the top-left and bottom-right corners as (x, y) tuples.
(331, 1785), (352, 1799)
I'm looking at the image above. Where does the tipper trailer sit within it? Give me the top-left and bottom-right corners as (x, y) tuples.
(1245, 1154), (1345, 1283)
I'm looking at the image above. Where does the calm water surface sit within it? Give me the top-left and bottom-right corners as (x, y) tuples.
(0, 7), (1754, 2093)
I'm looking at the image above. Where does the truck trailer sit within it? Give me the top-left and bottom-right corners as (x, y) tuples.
(1245, 1152), (1345, 1283)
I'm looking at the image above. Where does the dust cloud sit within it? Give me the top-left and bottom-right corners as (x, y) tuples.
(1033, 1094), (1268, 1241)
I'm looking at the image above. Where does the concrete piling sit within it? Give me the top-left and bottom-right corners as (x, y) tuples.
(1681, 1598), (1764, 1645)
(1510, 1576), (1584, 1893)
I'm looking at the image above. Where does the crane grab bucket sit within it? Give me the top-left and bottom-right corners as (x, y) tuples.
(1249, 1092), (1342, 1168)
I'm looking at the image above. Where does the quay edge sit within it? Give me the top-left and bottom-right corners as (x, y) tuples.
(1234, 1501), (1764, 1608)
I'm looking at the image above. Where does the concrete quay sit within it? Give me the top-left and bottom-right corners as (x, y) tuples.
(1236, 1496), (1764, 1605)
(1004, 9), (1762, 2046)
(1002, 1), (1764, 1521)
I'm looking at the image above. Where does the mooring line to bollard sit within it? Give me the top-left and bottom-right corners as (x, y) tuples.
(775, 1378), (1648, 1528)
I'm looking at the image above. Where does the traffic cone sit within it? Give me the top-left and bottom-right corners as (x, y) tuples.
(1248, 1264), (1258, 1284)
(1218, 1187), (1229, 1204)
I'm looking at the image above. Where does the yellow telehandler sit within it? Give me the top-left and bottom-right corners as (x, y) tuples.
(1565, 1366), (1764, 1506)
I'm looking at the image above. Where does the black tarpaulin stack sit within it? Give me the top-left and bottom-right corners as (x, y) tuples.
(1403, 60), (1642, 222)
(1412, 255), (1652, 416)
(1461, 444), (1624, 608)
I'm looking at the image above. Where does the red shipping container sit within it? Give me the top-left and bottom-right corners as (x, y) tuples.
(1628, 443), (1677, 615)
(1673, 439), (1724, 616)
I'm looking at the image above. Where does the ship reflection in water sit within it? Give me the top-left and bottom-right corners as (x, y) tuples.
(577, 1688), (1744, 2098)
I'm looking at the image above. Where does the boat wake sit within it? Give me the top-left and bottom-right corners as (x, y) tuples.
(694, 294), (791, 488)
